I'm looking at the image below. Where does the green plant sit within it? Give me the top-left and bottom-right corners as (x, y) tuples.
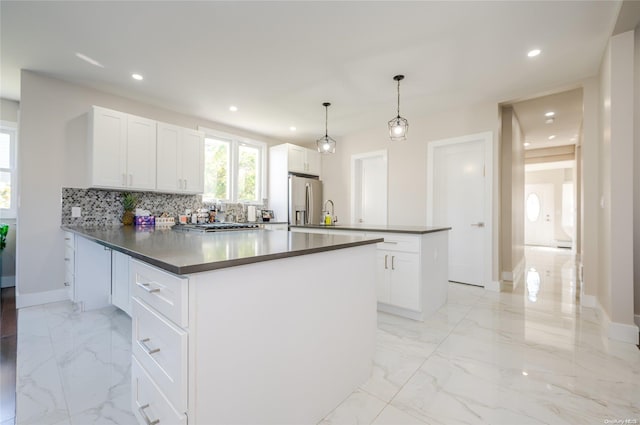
(0, 224), (8, 251)
(122, 192), (138, 212)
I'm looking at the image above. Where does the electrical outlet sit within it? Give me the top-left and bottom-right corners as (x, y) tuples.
(72, 207), (82, 218)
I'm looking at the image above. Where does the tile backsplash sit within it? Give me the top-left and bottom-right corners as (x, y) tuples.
(61, 188), (265, 226)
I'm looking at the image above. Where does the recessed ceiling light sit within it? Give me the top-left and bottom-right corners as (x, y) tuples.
(548, 135), (556, 140)
(75, 52), (104, 68)
(545, 111), (555, 117)
(527, 49), (541, 58)
(289, 126), (296, 131)
(131, 73), (143, 81)
(229, 106), (238, 112)
(524, 142), (531, 147)
(522, 371), (529, 376)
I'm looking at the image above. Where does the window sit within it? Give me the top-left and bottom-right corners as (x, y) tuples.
(201, 129), (266, 203)
(0, 125), (17, 218)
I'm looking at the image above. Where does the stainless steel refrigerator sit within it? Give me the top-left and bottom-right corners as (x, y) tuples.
(288, 174), (323, 225)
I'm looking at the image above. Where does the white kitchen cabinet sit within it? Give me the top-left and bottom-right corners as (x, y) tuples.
(74, 236), (112, 311)
(63, 232), (75, 301)
(111, 250), (131, 316)
(292, 226), (449, 321)
(157, 122), (204, 194)
(89, 106), (157, 190)
(305, 149), (321, 176)
(273, 143), (321, 176)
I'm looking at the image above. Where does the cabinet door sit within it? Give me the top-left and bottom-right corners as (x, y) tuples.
(127, 115), (157, 190)
(287, 144), (306, 174)
(64, 232), (75, 301)
(156, 123), (181, 192)
(376, 250), (391, 304)
(389, 252), (420, 311)
(111, 250), (131, 316)
(306, 148), (321, 176)
(75, 237), (112, 311)
(90, 107), (127, 188)
(180, 128), (204, 193)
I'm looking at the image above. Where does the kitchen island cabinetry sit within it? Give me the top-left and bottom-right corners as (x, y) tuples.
(62, 226), (381, 425)
(74, 235), (112, 311)
(291, 224), (451, 321)
(156, 122), (204, 193)
(89, 106), (157, 190)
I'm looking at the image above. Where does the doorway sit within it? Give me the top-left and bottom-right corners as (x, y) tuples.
(351, 150), (387, 225)
(427, 132), (493, 287)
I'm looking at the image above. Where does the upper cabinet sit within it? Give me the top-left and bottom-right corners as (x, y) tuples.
(278, 143), (321, 176)
(89, 106), (156, 190)
(157, 123), (204, 193)
(89, 106), (204, 194)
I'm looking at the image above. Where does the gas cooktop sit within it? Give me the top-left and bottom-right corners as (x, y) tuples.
(174, 223), (261, 233)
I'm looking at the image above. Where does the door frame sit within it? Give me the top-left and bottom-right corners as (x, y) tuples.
(426, 131), (493, 288)
(350, 150), (388, 225)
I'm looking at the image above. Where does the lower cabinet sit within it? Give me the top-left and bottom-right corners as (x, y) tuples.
(131, 259), (188, 425)
(67, 233), (132, 315)
(292, 227), (449, 321)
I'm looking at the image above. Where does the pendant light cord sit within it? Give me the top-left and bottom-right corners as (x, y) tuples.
(397, 79), (401, 118)
(325, 104), (329, 137)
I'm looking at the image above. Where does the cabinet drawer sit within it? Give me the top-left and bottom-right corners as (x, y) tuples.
(64, 232), (74, 249)
(132, 356), (187, 425)
(368, 233), (420, 253)
(133, 298), (187, 411)
(131, 259), (188, 327)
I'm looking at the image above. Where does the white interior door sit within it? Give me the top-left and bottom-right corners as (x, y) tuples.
(351, 151), (387, 225)
(429, 134), (491, 287)
(524, 183), (554, 246)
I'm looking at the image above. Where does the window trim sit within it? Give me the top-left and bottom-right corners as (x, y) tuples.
(0, 121), (17, 219)
(199, 127), (267, 203)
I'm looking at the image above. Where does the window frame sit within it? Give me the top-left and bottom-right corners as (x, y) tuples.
(0, 121), (17, 219)
(199, 127), (266, 204)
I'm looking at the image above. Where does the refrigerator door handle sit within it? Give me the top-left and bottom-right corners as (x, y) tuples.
(305, 183), (311, 224)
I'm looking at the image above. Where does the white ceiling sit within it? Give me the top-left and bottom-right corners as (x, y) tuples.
(0, 1), (622, 143)
(512, 88), (583, 150)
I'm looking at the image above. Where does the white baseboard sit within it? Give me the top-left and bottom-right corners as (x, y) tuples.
(484, 280), (502, 292)
(16, 287), (69, 309)
(1, 275), (15, 288)
(501, 257), (525, 284)
(594, 299), (639, 345)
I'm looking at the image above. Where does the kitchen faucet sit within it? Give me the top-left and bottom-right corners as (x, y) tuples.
(324, 199), (337, 224)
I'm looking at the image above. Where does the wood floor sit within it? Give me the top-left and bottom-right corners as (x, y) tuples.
(0, 287), (16, 425)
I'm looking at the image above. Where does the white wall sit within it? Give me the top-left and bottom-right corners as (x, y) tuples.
(634, 25), (640, 325)
(321, 101), (500, 281)
(17, 71), (282, 305)
(0, 98), (19, 286)
(596, 30), (636, 334)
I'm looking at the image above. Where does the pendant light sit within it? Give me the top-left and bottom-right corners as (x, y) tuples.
(316, 102), (336, 154)
(388, 75), (408, 141)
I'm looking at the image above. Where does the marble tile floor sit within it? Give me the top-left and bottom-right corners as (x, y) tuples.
(15, 247), (640, 424)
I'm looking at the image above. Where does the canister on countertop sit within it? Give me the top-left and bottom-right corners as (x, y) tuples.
(247, 205), (256, 222)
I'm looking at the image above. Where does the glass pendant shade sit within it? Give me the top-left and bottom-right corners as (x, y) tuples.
(317, 102), (336, 154)
(388, 115), (408, 141)
(388, 74), (408, 141)
(316, 134), (336, 154)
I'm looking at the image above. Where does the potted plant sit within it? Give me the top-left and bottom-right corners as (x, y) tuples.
(0, 223), (8, 285)
(122, 192), (138, 225)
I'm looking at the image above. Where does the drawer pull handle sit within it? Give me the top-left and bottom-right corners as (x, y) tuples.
(383, 241), (398, 245)
(138, 282), (160, 294)
(138, 403), (160, 425)
(139, 338), (160, 355)
(65, 258), (71, 262)
(64, 237), (71, 241)
(391, 256), (395, 270)
(384, 254), (388, 270)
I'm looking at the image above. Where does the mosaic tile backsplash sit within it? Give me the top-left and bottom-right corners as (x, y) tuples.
(61, 188), (265, 226)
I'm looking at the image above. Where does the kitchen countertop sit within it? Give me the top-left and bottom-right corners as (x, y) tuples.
(290, 224), (452, 234)
(62, 225), (382, 275)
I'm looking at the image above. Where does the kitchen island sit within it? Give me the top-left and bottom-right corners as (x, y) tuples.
(291, 224), (451, 321)
(62, 225), (382, 425)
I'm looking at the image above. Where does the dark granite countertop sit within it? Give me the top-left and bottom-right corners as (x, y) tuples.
(62, 225), (382, 275)
(290, 224), (452, 235)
